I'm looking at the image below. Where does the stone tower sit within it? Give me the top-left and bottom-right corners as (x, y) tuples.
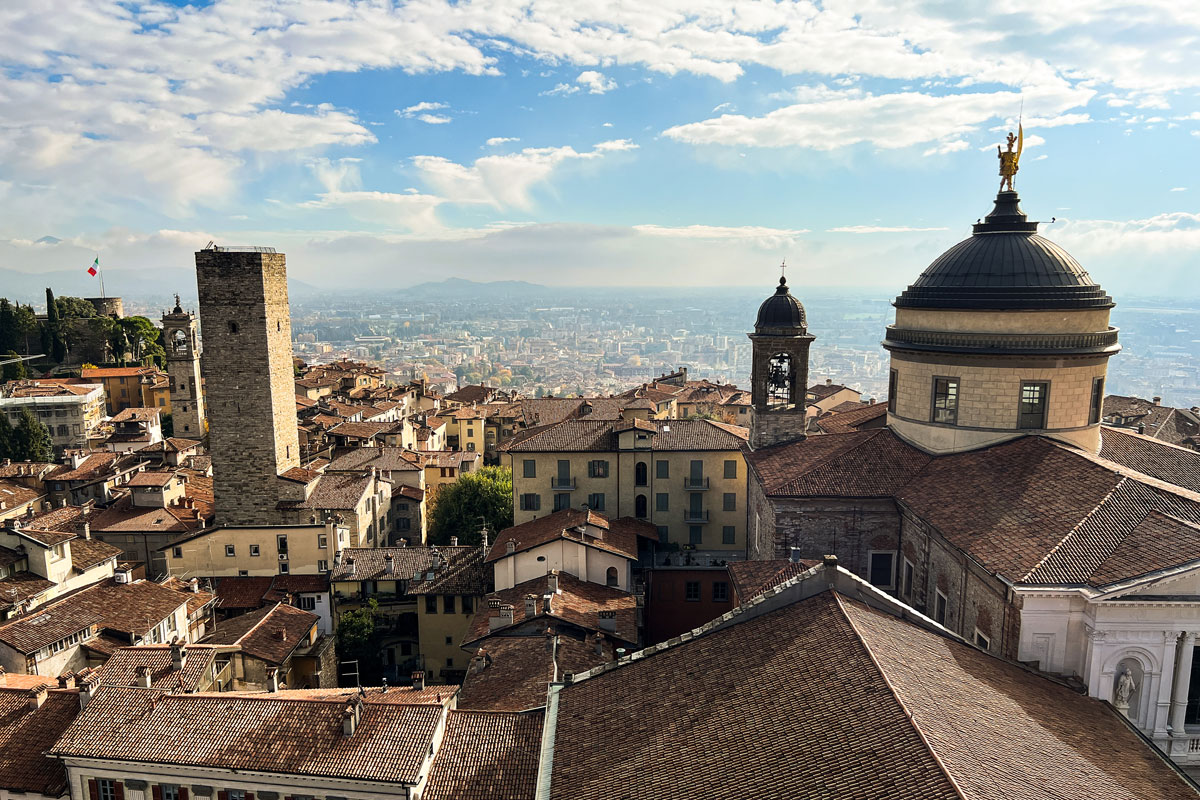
(749, 275), (816, 449)
(195, 246), (300, 524)
(161, 297), (206, 440)
(883, 190), (1120, 455)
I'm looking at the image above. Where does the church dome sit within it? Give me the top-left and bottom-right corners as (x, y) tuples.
(755, 276), (807, 333)
(894, 191), (1113, 311)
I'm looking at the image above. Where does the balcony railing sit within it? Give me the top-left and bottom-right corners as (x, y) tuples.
(683, 510), (710, 523)
(683, 477), (710, 491)
(550, 477), (577, 491)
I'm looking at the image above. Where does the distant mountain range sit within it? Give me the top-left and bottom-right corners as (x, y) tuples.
(0, 266), (321, 306)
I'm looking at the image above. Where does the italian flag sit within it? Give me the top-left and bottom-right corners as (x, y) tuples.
(87, 256), (98, 277)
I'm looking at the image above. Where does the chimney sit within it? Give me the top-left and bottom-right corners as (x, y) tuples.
(266, 667), (279, 692)
(593, 631), (605, 655)
(547, 570), (559, 594)
(384, 552), (394, 575)
(341, 698), (362, 736)
(412, 670), (425, 691)
(471, 648), (490, 674)
(78, 678), (95, 709)
(136, 665), (152, 688)
(524, 594), (538, 618)
(1154, 396), (1162, 406)
(189, 577), (199, 594)
(1138, 423), (1147, 435)
(80, 521), (91, 540)
(598, 610), (616, 632)
(449, 536), (458, 547)
(28, 685), (48, 710)
(346, 557), (356, 576)
(431, 548), (443, 570)
(823, 553), (839, 569)
(505, 539), (516, 555)
(170, 639), (186, 671)
(490, 604), (515, 631)
(58, 672), (76, 689)
(274, 628), (287, 642)
(826, 378), (832, 385)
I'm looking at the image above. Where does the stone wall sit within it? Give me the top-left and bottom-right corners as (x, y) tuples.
(163, 310), (206, 439)
(749, 332), (813, 449)
(196, 249), (299, 525)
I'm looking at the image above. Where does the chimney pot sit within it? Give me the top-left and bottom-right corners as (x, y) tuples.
(28, 685), (48, 709)
(822, 553), (838, 568)
(411, 671), (425, 691)
(136, 665), (152, 688)
(547, 570), (559, 594)
(524, 594), (538, 618)
(1154, 396), (1162, 405)
(450, 536), (458, 547)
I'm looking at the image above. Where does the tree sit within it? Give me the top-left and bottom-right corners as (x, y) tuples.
(119, 316), (164, 365)
(14, 305), (38, 355)
(427, 465), (513, 547)
(0, 413), (12, 460)
(54, 297), (96, 319)
(161, 413), (174, 438)
(2, 350), (26, 382)
(12, 408), (52, 461)
(335, 597), (382, 686)
(0, 300), (16, 353)
(45, 288), (66, 363)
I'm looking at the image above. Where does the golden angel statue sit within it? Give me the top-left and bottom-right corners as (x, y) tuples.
(998, 124), (1023, 192)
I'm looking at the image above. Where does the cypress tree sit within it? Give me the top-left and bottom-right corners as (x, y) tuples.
(13, 407), (53, 462)
(0, 299), (15, 353)
(45, 288), (66, 363)
(0, 413), (12, 459)
(2, 350), (26, 382)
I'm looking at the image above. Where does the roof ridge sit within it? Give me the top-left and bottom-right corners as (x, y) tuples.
(236, 601), (284, 643)
(766, 429), (884, 493)
(832, 592), (970, 800)
(1021, 477), (1128, 582)
(1051, 436), (1200, 504)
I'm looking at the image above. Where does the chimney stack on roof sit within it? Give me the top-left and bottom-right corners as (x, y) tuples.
(384, 552), (395, 575)
(346, 557), (356, 576)
(412, 670), (425, 691)
(58, 672), (76, 689)
(28, 685), (48, 710)
(136, 665), (152, 688)
(593, 631), (605, 655)
(505, 539), (516, 555)
(547, 570), (560, 594)
(273, 628), (287, 642)
(490, 604), (515, 631)
(341, 697), (362, 737)
(524, 594), (538, 618)
(450, 536), (458, 547)
(598, 610), (616, 632)
(170, 638), (186, 671)
(0, 667), (6, 686)
(1154, 396), (1162, 405)
(266, 667), (279, 692)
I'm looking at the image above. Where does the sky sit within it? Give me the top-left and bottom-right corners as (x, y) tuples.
(1, 1), (1199, 295)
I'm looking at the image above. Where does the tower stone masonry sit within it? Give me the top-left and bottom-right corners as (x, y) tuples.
(196, 247), (300, 524)
(162, 299), (206, 439)
(749, 276), (816, 449)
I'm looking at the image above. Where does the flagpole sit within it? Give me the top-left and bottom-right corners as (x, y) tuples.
(98, 254), (105, 299)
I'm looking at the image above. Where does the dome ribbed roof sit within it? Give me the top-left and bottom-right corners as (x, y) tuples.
(894, 191), (1113, 310)
(755, 276), (807, 332)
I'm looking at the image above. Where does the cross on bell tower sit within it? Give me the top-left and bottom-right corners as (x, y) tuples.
(748, 268), (815, 449)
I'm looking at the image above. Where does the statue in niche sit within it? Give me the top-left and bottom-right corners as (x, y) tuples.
(1114, 667), (1138, 716)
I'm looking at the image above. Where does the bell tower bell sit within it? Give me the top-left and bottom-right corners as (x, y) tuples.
(749, 274), (815, 449)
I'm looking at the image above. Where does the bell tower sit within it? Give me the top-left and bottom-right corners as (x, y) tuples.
(749, 273), (815, 449)
(162, 295), (206, 440)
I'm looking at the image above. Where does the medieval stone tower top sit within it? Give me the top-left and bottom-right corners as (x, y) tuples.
(195, 246), (300, 524)
(748, 273), (816, 449)
(161, 296), (206, 440)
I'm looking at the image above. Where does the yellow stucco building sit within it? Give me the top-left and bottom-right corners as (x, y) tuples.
(163, 521), (349, 577)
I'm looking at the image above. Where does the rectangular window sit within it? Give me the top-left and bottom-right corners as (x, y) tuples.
(161, 786), (181, 800)
(723, 459), (737, 479)
(656, 525), (669, 543)
(249, 544), (260, 557)
(713, 581), (730, 602)
(587, 492), (605, 511)
(655, 460), (669, 479)
(868, 551), (895, 589)
(318, 560), (329, 572)
(318, 534), (328, 549)
(1089, 377), (1105, 425)
(444, 595), (456, 614)
(522, 459), (536, 478)
(888, 370), (898, 414)
(397, 517), (411, 531)
(689, 460), (704, 482)
(689, 525), (703, 545)
(519, 493), (541, 511)
(974, 629), (991, 650)
(298, 596), (316, 611)
(1019, 382), (1049, 429)
(684, 581), (701, 602)
(227, 792), (245, 800)
(425, 596), (438, 614)
(934, 590), (948, 625)
(903, 558), (914, 598)
(553, 493), (571, 511)
(588, 460), (609, 478)
(931, 377), (959, 424)
(278, 562), (289, 574)
(225, 544), (235, 557)
(655, 493), (669, 512)
(171, 546), (182, 559)
(557, 459), (571, 483)
(96, 779), (118, 800)
(462, 596), (473, 614)
(722, 492), (736, 511)
(722, 525), (736, 545)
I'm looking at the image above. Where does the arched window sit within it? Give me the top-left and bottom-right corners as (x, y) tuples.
(635, 494), (648, 518)
(228, 321), (239, 334)
(171, 329), (188, 354)
(606, 566), (619, 587)
(635, 461), (648, 486)
(766, 352), (793, 407)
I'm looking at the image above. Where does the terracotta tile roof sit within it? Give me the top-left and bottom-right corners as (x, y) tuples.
(271, 573), (331, 594)
(409, 547), (491, 597)
(14, 523), (76, 547)
(1103, 395), (1200, 448)
(0, 462), (58, 479)
(489, 509), (639, 563)
(750, 429), (931, 497)
(290, 472), (373, 511)
(424, 710), (545, 800)
(236, 684), (451, 704)
(0, 572), (55, 610)
(157, 576), (215, 616)
(727, 559), (821, 600)
(213, 576), (282, 610)
(48, 452), (138, 483)
(327, 421), (395, 440)
(110, 407), (158, 423)
(280, 466), (321, 484)
(458, 635), (608, 713)
(68, 537), (123, 571)
(1099, 427), (1200, 493)
(814, 401), (889, 434)
(0, 545), (23, 569)
(808, 382), (856, 399)
(4, 381), (99, 398)
(89, 495), (198, 534)
(0, 688), (79, 796)
(397, 484), (425, 501)
(202, 602), (317, 664)
(549, 584), (1198, 800)
(126, 470), (175, 488)
(81, 367), (156, 378)
(23, 504), (86, 533)
(0, 479), (41, 509)
(50, 687), (444, 784)
(463, 572), (637, 646)
(332, 545), (483, 587)
(94, 644), (219, 691)
(502, 419), (747, 453)
(446, 385), (499, 405)
(327, 446), (423, 472)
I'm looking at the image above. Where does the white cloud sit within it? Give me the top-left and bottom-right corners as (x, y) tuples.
(486, 137), (520, 146)
(602, 122), (614, 127)
(922, 140), (969, 156)
(1171, 187), (1188, 192)
(576, 71), (617, 94)
(663, 86), (1091, 151)
(827, 225), (951, 234)
(541, 83), (578, 96)
(415, 114), (452, 124)
(398, 102), (452, 124)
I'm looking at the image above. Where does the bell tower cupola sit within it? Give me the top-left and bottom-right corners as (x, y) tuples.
(749, 270), (816, 449)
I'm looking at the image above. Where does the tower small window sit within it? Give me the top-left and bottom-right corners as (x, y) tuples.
(887, 370), (898, 414)
(228, 321), (239, 334)
(1089, 377), (1105, 425)
(931, 377), (959, 424)
(766, 352), (793, 407)
(1019, 382), (1049, 429)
